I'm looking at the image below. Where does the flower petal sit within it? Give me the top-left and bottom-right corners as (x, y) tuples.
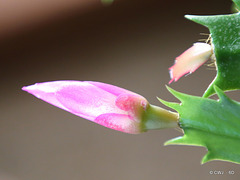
(88, 81), (134, 96)
(169, 42), (212, 84)
(22, 81), (126, 120)
(95, 113), (142, 134)
(22, 80), (149, 134)
(115, 93), (148, 121)
(56, 83), (126, 120)
(22, 81), (75, 112)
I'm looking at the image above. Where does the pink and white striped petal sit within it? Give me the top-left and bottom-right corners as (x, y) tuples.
(169, 42), (212, 84)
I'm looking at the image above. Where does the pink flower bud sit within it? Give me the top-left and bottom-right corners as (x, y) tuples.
(169, 42), (212, 84)
(22, 81), (149, 134)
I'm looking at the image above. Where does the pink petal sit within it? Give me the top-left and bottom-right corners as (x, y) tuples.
(95, 113), (142, 134)
(22, 81), (126, 120)
(22, 80), (148, 134)
(88, 81), (134, 96)
(115, 93), (148, 121)
(22, 81), (76, 113)
(169, 42), (212, 84)
(56, 83), (126, 120)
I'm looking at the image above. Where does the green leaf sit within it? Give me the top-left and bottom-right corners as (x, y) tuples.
(160, 86), (240, 164)
(185, 4), (240, 97)
(233, 0), (240, 9)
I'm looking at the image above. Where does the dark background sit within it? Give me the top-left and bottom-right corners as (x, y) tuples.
(1, 0), (240, 179)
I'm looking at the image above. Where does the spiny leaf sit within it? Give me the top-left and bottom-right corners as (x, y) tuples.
(162, 86), (240, 164)
(185, 1), (240, 97)
(157, 97), (180, 111)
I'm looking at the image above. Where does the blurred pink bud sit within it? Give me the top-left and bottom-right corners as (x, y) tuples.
(169, 42), (212, 84)
(22, 81), (149, 134)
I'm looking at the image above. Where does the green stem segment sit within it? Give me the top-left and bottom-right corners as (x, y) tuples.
(143, 105), (179, 131)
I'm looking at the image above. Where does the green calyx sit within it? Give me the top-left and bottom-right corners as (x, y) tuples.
(143, 104), (179, 131)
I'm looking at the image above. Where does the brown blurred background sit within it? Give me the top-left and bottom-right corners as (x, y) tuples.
(1, 0), (240, 179)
